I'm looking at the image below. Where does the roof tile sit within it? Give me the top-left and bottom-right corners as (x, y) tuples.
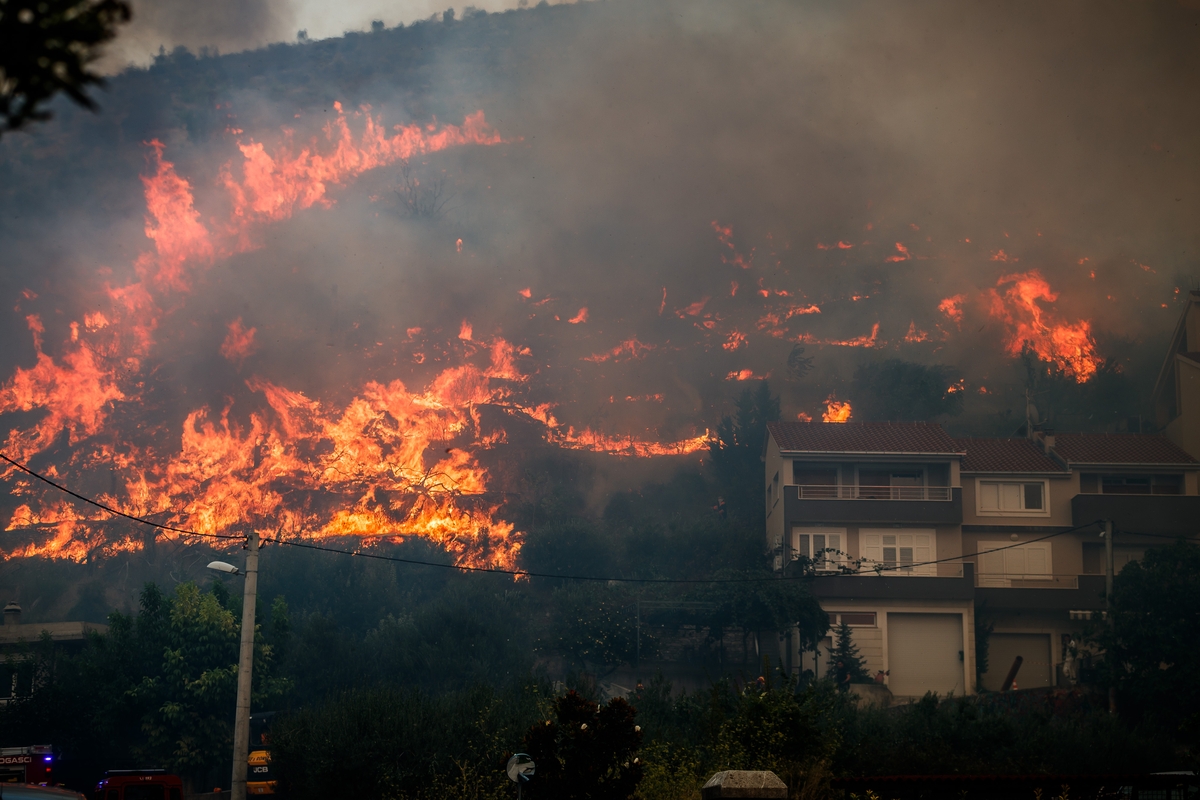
(954, 438), (1067, 473)
(1052, 433), (1197, 465)
(767, 421), (961, 454)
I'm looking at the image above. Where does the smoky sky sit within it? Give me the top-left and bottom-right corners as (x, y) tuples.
(105, 0), (297, 66)
(2, 0), (1199, 459)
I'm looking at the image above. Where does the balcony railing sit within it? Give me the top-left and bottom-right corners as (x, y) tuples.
(793, 484), (954, 501)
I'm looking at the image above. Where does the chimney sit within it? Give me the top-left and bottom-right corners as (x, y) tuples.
(1041, 433), (1055, 455)
(4, 601), (21, 626)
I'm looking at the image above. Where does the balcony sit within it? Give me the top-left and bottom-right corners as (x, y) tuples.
(975, 574), (1107, 611)
(794, 485), (954, 501)
(1072, 493), (1200, 536)
(811, 562), (975, 601)
(783, 485), (962, 526)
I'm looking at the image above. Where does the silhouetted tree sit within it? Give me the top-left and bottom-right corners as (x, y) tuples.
(827, 620), (869, 686)
(521, 690), (643, 800)
(1093, 539), (1200, 739)
(708, 381), (780, 521)
(851, 359), (964, 422)
(0, 0), (131, 134)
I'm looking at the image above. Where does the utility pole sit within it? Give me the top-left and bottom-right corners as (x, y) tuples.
(231, 531), (260, 800)
(1103, 520), (1116, 715)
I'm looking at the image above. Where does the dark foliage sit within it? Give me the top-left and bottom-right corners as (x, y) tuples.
(828, 621), (869, 685)
(270, 683), (546, 800)
(851, 359), (964, 422)
(708, 381), (781, 523)
(521, 690), (642, 800)
(1093, 539), (1200, 739)
(0, 0), (131, 133)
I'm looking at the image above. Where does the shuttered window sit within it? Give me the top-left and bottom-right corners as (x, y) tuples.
(977, 480), (1048, 515)
(977, 541), (1053, 586)
(861, 530), (936, 575)
(793, 528), (844, 571)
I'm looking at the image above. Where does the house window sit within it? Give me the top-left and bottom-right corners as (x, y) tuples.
(977, 541), (1052, 586)
(860, 530), (936, 575)
(793, 528), (844, 571)
(829, 611), (877, 627)
(977, 480), (1047, 515)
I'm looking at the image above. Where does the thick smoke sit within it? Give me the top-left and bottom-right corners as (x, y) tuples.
(0, 0), (1198, 555)
(102, 0), (297, 68)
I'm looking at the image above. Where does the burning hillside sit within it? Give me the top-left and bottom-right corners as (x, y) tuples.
(1, 0), (1195, 565)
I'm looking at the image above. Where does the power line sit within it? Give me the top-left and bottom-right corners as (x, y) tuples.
(0, 453), (243, 542)
(0, 451), (1106, 584)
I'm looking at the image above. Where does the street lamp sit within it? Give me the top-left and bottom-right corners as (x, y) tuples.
(208, 531), (260, 800)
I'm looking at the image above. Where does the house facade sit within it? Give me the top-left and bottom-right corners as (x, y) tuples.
(1153, 289), (1200, 460)
(764, 421), (1200, 699)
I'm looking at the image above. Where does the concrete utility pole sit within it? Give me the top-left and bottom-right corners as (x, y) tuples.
(231, 531), (260, 800)
(1103, 520), (1116, 715)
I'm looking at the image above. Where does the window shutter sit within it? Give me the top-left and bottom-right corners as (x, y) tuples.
(980, 482), (999, 510)
(1000, 483), (1021, 510)
(862, 533), (883, 570)
(827, 534), (842, 565)
(913, 533), (934, 575)
(1025, 543), (1050, 575)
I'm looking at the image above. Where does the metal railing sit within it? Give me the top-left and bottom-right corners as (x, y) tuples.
(792, 484), (953, 501)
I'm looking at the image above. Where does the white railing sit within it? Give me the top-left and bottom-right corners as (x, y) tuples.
(792, 484), (954, 501)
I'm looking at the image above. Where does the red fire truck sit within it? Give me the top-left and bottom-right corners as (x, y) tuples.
(0, 745), (56, 785)
(93, 771), (182, 800)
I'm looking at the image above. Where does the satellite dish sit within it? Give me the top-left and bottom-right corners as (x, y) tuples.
(1026, 403), (1040, 425)
(506, 753), (535, 784)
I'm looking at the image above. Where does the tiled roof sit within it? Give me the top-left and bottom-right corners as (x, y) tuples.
(954, 438), (1067, 474)
(767, 422), (962, 454)
(1052, 433), (1198, 465)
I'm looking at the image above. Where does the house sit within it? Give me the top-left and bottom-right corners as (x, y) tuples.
(0, 601), (107, 703)
(764, 422), (975, 698)
(764, 421), (1200, 699)
(1152, 289), (1200, 459)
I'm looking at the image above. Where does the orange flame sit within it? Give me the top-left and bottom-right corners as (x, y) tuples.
(821, 396), (852, 423)
(220, 318), (257, 366)
(985, 270), (1099, 382)
(796, 322), (880, 348)
(903, 321), (931, 343)
(938, 294), (965, 326)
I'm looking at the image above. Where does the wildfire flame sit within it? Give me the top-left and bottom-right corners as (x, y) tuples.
(0, 108), (708, 566)
(821, 395), (852, 423)
(985, 270), (1100, 382)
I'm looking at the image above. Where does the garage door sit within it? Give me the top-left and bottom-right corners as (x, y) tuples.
(887, 613), (965, 697)
(980, 633), (1052, 691)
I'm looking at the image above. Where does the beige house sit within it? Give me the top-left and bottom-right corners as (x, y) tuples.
(765, 421), (1200, 699)
(1153, 289), (1200, 459)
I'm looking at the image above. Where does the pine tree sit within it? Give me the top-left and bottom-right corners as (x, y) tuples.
(828, 620), (869, 685)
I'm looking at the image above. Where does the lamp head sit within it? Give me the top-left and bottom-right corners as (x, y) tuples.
(207, 561), (240, 575)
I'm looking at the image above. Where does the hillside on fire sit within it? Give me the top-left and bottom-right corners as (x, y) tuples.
(1, 0), (1200, 797)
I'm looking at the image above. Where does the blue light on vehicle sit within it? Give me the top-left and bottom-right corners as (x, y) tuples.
(43, 756), (52, 762)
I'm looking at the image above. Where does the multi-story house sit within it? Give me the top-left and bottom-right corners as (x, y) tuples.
(1153, 289), (1200, 460)
(764, 421), (1200, 699)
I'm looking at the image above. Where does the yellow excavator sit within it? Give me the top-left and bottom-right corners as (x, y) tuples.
(247, 712), (276, 796)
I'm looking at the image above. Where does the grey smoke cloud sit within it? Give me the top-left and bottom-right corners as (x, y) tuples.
(104, 0), (297, 66)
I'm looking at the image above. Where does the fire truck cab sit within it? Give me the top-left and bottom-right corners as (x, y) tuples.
(0, 745), (56, 785)
(93, 771), (182, 800)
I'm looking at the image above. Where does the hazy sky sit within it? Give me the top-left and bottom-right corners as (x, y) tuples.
(102, 0), (561, 69)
